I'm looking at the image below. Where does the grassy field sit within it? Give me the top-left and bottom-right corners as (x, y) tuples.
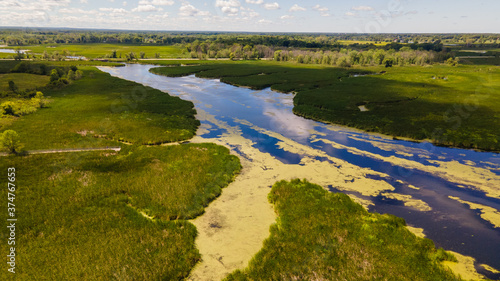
(1, 64), (199, 147)
(0, 144), (240, 280)
(0, 43), (187, 59)
(150, 61), (500, 151)
(225, 179), (462, 281)
(0, 60), (241, 280)
(0, 73), (50, 92)
(338, 40), (391, 46)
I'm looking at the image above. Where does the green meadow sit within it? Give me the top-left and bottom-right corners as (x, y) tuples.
(151, 61), (500, 151)
(0, 43), (187, 59)
(0, 73), (49, 92)
(226, 179), (461, 281)
(0, 144), (240, 280)
(1, 64), (199, 148)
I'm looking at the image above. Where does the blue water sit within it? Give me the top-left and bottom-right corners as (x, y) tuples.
(99, 64), (500, 279)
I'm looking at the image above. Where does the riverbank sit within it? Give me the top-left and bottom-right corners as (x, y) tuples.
(149, 61), (500, 153)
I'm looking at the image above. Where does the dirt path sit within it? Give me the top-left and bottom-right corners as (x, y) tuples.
(0, 146), (121, 156)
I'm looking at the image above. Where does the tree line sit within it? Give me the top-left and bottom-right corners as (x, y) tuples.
(1, 28), (499, 49)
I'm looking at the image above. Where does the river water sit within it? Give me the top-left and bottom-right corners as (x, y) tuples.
(99, 64), (500, 279)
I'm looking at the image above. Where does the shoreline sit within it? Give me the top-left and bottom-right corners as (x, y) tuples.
(148, 64), (499, 154)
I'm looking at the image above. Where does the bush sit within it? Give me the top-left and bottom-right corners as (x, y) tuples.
(0, 101), (16, 116)
(0, 130), (23, 154)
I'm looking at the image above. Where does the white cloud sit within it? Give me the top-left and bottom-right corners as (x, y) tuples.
(178, 3), (210, 17)
(312, 4), (329, 16)
(216, 0), (240, 15)
(345, 11), (355, 16)
(289, 4), (305, 12)
(221, 7), (238, 14)
(216, 0), (240, 7)
(280, 15), (294, 19)
(352, 6), (373, 11)
(257, 18), (271, 24)
(240, 7), (259, 18)
(312, 4), (328, 12)
(99, 7), (128, 13)
(151, 0), (174, 5)
(80, 0), (88, 3)
(122, 1), (127, 6)
(245, 0), (263, 4)
(59, 8), (97, 14)
(132, 4), (162, 12)
(264, 2), (279, 10)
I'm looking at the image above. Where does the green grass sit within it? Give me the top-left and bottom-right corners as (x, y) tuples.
(0, 144), (240, 280)
(0, 73), (50, 92)
(225, 179), (461, 281)
(0, 43), (187, 59)
(0, 61), (20, 73)
(0, 59), (241, 279)
(151, 61), (500, 151)
(1, 66), (199, 147)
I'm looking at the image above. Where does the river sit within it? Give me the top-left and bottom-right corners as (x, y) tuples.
(98, 64), (500, 280)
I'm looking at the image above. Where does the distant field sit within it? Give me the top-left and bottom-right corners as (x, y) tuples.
(151, 61), (500, 151)
(0, 73), (49, 92)
(0, 43), (188, 59)
(338, 40), (391, 46)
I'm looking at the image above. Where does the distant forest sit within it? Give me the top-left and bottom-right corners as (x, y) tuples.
(1, 28), (499, 48)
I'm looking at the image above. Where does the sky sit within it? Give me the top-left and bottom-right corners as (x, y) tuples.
(0, 0), (499, 33)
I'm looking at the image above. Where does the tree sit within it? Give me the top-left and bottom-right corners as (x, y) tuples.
(8, 80), (18, 93)
(0, 130), (23, 154)
(383, 58), (394, 68)
(50, 69), (59, 83)
(14, 48), (24, 61)
(140, 51), (146, 59)
(75, 70), (83, 80)
(446, 57), (459, 66)
(67, 70), (76, 80)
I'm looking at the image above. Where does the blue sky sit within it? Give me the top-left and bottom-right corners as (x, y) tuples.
(0, 0), (499, 33)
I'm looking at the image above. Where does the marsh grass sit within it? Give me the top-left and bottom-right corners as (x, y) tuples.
(0, 143), (240, 280)
(0, 59), (241, 280)
(151, 61), (500, 151)
(225, 179), (462, 281)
